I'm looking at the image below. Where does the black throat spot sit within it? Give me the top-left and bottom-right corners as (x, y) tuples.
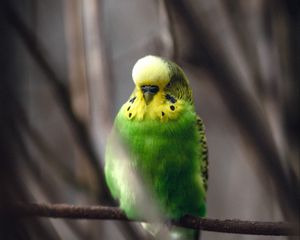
(166, 94), (177, 103)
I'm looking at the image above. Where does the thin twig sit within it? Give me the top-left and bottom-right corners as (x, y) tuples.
(7, 203), (299, 236)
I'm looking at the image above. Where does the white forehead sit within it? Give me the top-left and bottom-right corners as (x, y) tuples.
(132, 55), (170, 86)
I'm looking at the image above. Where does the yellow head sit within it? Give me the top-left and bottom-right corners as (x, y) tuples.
(122, 55), (192, 121)
(132, 55), (170, 89)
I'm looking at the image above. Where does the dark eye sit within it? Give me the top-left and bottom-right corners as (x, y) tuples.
(166, 82), (171, 88)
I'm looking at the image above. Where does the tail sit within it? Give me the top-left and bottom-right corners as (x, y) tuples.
(142, 223), (200, 240)
(169, 227), (199, 240)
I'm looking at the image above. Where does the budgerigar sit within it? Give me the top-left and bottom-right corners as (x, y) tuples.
(105, 55), (208, 239)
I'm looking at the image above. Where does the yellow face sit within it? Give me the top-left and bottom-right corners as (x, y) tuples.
(121, 55), (183, 121)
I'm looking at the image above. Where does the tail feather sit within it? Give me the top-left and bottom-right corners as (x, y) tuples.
(142, 223), (200, 240)
(169, 227), (199, 240)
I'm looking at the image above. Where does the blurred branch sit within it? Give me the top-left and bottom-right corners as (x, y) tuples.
(9, 203), (298, 236)
(63, 0), (101, 199)
(82, 0), (113, 149)
(11, 106), (90, 240)
(1, 109), (62, 240)
(80, 1), (145, 239)
(64, 0), (90, 124)
(2, 1), (112, 202)
(3, 2), (144, 239)
(6, 73), (97, 197)
(22, 118), (96, 196)
(157, 0), (178, 60)
(171, 0), (299, 220)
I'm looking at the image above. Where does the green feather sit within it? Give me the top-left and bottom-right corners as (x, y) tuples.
(105, 55), (208, 239)
(106, 102), (206, 219)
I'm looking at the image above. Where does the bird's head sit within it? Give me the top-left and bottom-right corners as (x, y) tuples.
(125, 55), (192, 121)
(132, 55), (170, 104)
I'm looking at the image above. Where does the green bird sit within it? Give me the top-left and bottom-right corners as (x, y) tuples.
(105, 55), (208, 239)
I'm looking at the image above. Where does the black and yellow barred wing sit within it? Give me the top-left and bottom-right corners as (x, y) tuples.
(196, 116), (208, 193)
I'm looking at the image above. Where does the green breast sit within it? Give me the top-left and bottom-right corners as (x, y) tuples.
(109, 103), (206, 219)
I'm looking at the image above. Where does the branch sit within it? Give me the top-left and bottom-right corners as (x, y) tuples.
(8, 203), (299, 236)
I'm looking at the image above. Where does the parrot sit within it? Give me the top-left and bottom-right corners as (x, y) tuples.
(105, 55), (208, 240)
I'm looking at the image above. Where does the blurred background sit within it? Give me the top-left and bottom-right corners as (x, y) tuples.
(0, 0), (299, 239)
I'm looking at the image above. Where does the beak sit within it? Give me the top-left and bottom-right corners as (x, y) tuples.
(141, 85), (159, 104)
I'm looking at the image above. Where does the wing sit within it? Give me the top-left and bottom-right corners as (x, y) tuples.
(196, 116), (208, 193)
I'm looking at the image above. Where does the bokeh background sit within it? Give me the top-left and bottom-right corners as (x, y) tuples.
(0, 0), (299, 239)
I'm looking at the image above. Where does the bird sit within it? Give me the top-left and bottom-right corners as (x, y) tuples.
(105, 55), (208, 239)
